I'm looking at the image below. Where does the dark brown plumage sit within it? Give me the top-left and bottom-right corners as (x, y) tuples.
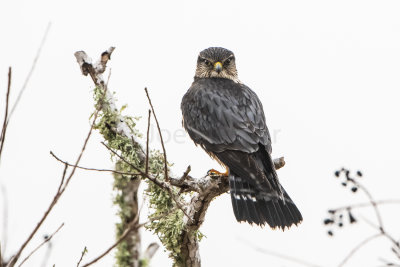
(181, 47), (302, 229)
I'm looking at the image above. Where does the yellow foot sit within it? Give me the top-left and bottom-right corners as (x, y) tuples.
(207, 168), (229, 177)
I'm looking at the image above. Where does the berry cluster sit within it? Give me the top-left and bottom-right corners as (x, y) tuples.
(323, 168), (362, 236)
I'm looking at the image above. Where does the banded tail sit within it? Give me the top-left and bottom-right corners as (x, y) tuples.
(229, 174), (302, 229)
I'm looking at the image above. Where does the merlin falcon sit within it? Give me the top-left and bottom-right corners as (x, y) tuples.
(181, 47), (302, 229)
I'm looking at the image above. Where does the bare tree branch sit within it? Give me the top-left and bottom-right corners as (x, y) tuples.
(81, 218), (143, 267)
(0, 67), (12, 163)
(5, 163), (67, 267)
(351, 179), (384, 230)
(6, 68), (107, 267)
(75, 47), (152, 267)
(50, 151), (141, 176)
(338, 233), (382, 267)
(18, 223), (64, 267)
(346, 174), (400, 257)
(330, 199), (400, 214)
(145, 109), (151, 176)
(74, 47), (146, 164)
(76, 247), (87, 267)
(327, 169), (400, 267)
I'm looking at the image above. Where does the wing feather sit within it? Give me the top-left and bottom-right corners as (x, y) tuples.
(181, 78), (271, 154)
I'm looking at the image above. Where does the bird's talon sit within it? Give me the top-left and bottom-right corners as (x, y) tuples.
(207, 168), (229, 177)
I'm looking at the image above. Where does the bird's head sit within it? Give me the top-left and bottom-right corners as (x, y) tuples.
(195, 47), (239, 82)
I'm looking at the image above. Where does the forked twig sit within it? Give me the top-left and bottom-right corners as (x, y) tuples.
(329, 169), (400, 267)
(6, 76), (108, 267)
(144, 88), (169, 182)
(348, 177), (400, 253)
(101, 142), (191, 222)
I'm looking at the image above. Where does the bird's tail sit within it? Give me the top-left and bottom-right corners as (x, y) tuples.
(229, 174), (302, 230)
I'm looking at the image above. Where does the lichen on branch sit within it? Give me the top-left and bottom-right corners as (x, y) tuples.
(144, 151), (186, 266)
(91, 84), (191, 267)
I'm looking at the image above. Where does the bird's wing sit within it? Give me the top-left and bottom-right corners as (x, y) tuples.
(181, 78), (302, 228)
(181, 78), (272, 154)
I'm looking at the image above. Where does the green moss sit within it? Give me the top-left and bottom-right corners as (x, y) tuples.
(92, 86), (142, 267)
(145, 151), (185, 266)
(91, 85), (203, 267)
(139, 258), (149, 267)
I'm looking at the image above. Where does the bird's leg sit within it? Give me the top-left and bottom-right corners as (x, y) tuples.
(207, 167), (229, 177)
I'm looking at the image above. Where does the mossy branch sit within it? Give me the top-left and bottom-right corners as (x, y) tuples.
(74, 47), (285, 267)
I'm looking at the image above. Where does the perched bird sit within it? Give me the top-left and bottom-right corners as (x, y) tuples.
(181, 47), (302, 229)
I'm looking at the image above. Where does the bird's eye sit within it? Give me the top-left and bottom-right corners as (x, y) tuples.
(225, 58), (231, 64)
(203, 59), (211, 66)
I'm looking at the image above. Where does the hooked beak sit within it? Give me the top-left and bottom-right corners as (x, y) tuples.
(214, 62), (222, 74)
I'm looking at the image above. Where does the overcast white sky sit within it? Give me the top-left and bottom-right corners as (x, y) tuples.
(1, 0), (400, 266)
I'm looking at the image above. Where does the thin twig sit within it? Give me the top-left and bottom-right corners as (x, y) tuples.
(101, 142), (145, 176)
(0, 67), (12, 163)
(18, 223), (64, 267)
(81, 187), (149, 267)
(76, 246), (87, 267)
(378, 258), (400, 267)
(58, 99), (102, 194)
(182, 166), (191, 179)
(331, 199), (400, 213)
(1, 184), (9, 257)
(239, 237), (323, 267)
(101, 142), (192, 222)
(144, 88), (169, 181)
(145, 109), (151, 175)
(352, 179), (384, 230)
(81, 210), (168, 267)
(338, 233), (382, 267)
(5, 163), (67, 267)
(81, 218), (141, 267)
(39, 240), (52, 267)
(57, 163), (68, 194)
(8, 22), (51, 123)
(50, 151), (140, 177)
(360, 216), (400, 255)
(348, 178), (400, 251)
(6, 76), (107, 267)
